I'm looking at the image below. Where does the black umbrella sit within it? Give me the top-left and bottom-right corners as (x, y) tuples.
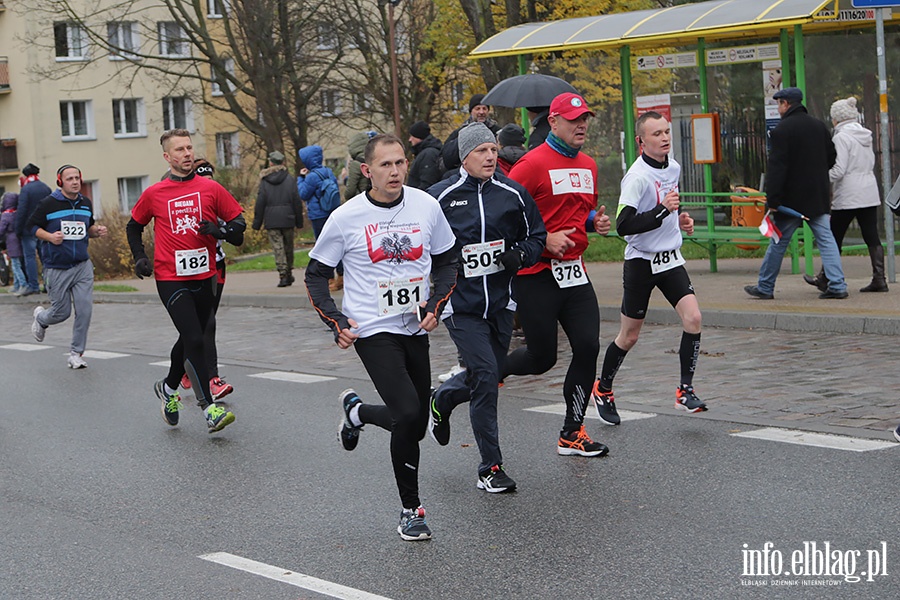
(481, 74), (578, 109)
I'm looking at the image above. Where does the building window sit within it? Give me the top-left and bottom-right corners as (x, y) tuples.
(320, 89), (340, 117)
(316, 22), (337, 50)
(353, 92), (373, 115)
(451, 82), (465, 110)
(118, 176), (146, 212)
(216, 132), (240, 168)
(162, 97), (193, 131)
(107, 22), (139, 60)
(60, 100), (94, 140)
(158, 21), (188, 57)
(210, 58), (235, 96)
(112, 98), (145, 137)
(207, 0), (229, 17)
(54, 22), (87, 60)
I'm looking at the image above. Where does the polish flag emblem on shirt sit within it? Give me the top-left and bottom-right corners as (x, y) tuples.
(549, 169), (594, 195)
(365, 223), (424, 264)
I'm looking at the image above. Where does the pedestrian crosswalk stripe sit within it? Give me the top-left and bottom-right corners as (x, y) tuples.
(199, 552), (393, 599)
(1, 343), (50, 352)
(731, 428), (896, 452)
(525, 404), (657, 422)
(248, 371), (335, 383)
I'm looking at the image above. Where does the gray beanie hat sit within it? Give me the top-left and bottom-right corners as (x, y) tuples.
(458, 122), (497, 161)
(830, 97), (859, 124)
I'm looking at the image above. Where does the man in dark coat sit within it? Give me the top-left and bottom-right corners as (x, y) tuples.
(252, 151), (304, 287)
(16, 163), (51, 295)
(440, 94), (501, 176)
(745, 87), (848, 300)
(526, 106), (551, 150)
(407, 121), (443, 190)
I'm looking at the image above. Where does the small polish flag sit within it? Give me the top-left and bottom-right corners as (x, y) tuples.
(758, 211), (781, 244)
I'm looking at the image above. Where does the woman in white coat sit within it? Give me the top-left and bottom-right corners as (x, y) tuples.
(806, 97), (887, 293)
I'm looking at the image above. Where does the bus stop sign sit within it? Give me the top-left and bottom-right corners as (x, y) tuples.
(851, 1), (900, 6)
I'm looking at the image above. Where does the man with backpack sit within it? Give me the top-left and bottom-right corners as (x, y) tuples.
(298, 144), (343, 290)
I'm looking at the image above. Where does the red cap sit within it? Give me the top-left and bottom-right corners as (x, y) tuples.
(549, 93), (594, 120)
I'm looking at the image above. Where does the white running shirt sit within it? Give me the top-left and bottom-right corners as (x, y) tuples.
(309, 186), (456, 338)
(619, 156), (683, 260)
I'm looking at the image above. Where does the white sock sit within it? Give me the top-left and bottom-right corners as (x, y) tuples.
(164, 383), (177, 396)
(349, 403), (362, 427)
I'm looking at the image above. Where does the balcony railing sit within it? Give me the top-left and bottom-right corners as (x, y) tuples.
(0, 139), (18, 173)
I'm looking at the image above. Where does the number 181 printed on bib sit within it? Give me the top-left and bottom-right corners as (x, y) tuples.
(378, 276), (425, 316)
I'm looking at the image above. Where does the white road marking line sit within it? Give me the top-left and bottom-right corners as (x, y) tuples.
(1, 343), (51, 352)
(731, 428), (896, 452)
(149, 361), (169, 367)
(525, 404), (657, 422)
(249, 371), (335, 383)
(198, 552), (393, 600)
(76, 350), (130, 360)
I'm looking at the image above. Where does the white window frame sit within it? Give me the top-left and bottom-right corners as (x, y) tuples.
(117, 176), (147, 213)
(112, 98), (145, 138)
(207, 0), (230, 18)
(353, 92), (373, 115)
(60, 100), (95, 141)
(210, 58), (235, 97)
(316, 22), (337, 50)
(216, 132), (240, 168)
(83, 180), (101, 218)
(158, 21), (189, 57)
(107, 21), (140, 60)
(54, 22), (88, 61)
(162, 96), (194, 131)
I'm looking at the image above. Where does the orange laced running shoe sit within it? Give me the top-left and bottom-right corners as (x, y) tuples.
(180, 374), (192, 390)
(210, 377), (234, 401)
(557, 425), (609, 457)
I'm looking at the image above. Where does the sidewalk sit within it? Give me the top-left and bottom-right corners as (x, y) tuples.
(84, 253), (900, 335)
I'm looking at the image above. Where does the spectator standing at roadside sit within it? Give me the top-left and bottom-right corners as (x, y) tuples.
(16, 163), (50, 296)
(804, 96), (887, 294)
(253, 150), (304, 288)
(497, 123), (527, 175)
(407, 121), (443, 190)
(744, 87), (848, 301)
(345, 131), (376, 200)
(298, 144), (343, 290)
(526, 106), (551, 150)
(440, 94), (501, 176)
(0, 192), (26, 294)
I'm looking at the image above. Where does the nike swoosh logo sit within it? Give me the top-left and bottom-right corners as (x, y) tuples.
(553, 178), (566, 185)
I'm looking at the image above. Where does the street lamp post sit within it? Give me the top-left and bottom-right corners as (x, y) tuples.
(386, 0), (402, 137)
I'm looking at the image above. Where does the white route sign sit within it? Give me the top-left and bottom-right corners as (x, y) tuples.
(706, 43), (780, 65)
(634, 52), (698, 71)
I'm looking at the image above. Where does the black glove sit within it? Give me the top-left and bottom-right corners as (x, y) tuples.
(135, 257), (153, 279)
(198, 219), (226, 239)
(496, 248), (524, 272)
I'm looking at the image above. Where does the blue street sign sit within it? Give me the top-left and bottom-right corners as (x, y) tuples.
(851, 1), (900, 7)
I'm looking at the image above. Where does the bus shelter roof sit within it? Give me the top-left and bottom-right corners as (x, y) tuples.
(470, 0), (893, 58)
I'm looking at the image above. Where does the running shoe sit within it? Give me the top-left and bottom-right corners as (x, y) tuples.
(205, 403), (235, 433)
(31, 306), (45, 342)
(67, 352), (87, 369)
(180, 373), (192, 389)
(675, 384), (708, 413)
(155, 379), (183, 427)
(557, 426), (609, 457)
(591, 382), (620, 426)
(397, 506), (432, 541)
(338, 388), (363, 451)
(209, 377), (233, 401)
(428, 388), (450, 446)
(477, 465), (517, 493)
(893, 424), (900, 443)
(437, 364), (465, 383)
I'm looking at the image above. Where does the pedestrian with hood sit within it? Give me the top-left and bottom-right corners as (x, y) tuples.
(804, 96), (888, 293)
(253, 150), (304, 288)
(298, 144), (344, 290)
(345, 131), (376, 200)
(407, 121), (443, 190)
(0, 192), (26, 294)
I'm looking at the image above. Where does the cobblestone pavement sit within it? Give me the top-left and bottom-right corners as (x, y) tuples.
(3, 293), (897, 441)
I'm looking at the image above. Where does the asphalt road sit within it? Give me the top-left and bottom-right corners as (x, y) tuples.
(1, 304), (897, 599)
